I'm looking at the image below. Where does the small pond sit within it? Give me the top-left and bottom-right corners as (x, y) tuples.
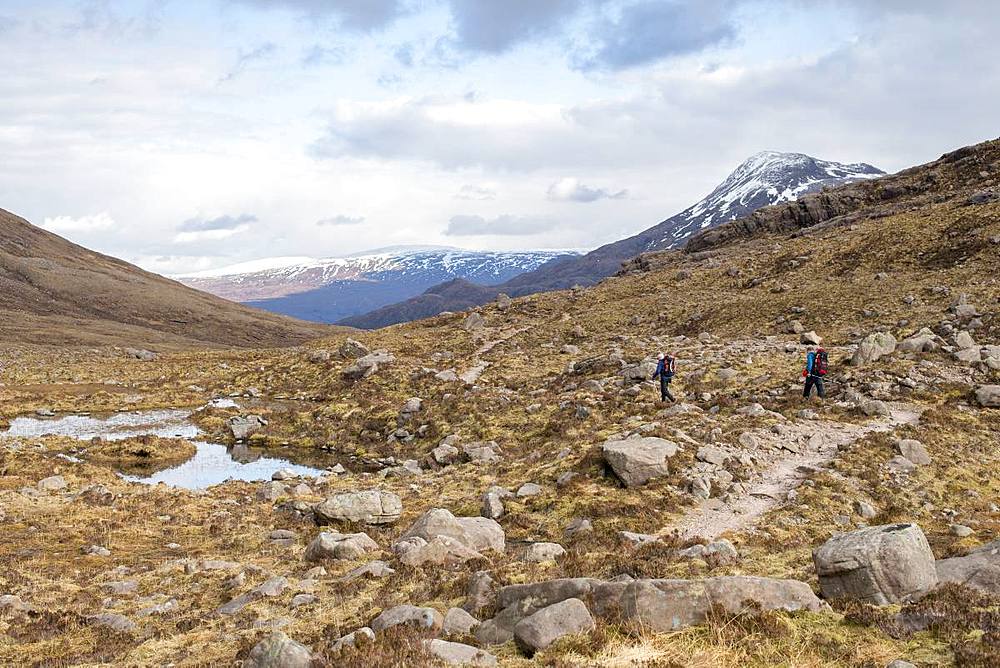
(1, 403), (326, 490)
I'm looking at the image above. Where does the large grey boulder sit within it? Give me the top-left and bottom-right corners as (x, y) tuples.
(371, 605), (443, 634)
(338, 338), (370, 359)
(800, 331), (822, 345)
(303, 532), (378, 562)
(602, 437), (679, 487)
(342, 350), (394, 380)
(896, 440), (931, 466)
(425, 639), (497, 666)
(975, 385), (1000, 408)
(443, 607), (480, 636)
(400, 509), (505, 553)
(897, 328), (940, 353)
(813, 523), (938, 605)
(935, 540), (1000, 594)
(245, 632), (312, 668)
(313, 490), (402, 526)
(512, 598), (595, 655)
(392, 535), (484, 567)
(851, 332), (897, 366)
(230, 415), (267, 441)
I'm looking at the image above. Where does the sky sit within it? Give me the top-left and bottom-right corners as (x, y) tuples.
(0, 0), (997, 275)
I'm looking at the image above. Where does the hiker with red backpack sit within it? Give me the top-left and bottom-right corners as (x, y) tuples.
(803, 345), (828, 399)
(652, 352), (677, 402)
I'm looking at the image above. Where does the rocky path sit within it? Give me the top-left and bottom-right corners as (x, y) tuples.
(672, 403), (922, 541)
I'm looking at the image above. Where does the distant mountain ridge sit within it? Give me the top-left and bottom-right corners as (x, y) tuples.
(341, 151), (884, 329)
(178, 248), (579, 324)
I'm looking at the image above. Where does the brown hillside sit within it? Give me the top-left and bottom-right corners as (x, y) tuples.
(0, 208), (333, 348)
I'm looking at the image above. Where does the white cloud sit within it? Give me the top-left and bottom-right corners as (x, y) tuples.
(547, 177), (627, 202)
(317, 215), (365, 226)
(41, 212), (116, 233)
(455, 184), (497, 200)
(445, 214), (558, 236)
(173, 226), (251, 244)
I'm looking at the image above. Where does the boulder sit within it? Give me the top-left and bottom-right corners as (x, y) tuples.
(342, 350), (394, 380)
(481, 491), (504, 520)
(860, 400), (891, 417)
(696, 446), (727, 466)
(954, 331), (976, 350)
(813, 523), (937, 605)
(230, 415), (267, 441)
(516, 483), (542, 497)
(393, 535), (484, 568)
(313, 490), (402, 526)
(800, 331), (822, 345)
(463, 571), (495, 614)
(433, 443), (460, 465)
(371, 605), (443, 634)
(400, 509), (505, 553)
(124, 347), (157, 361)
(443, 607), (480, 636)
(852, 332), (897, 366)
(425, 639), (497, 667)
(463, 442), (501, 464)
(245, 632), (313, 668)
(897, 328), (939, 353)
(338, 338), (370, 359)
(523, 543), (566, 563)
(935, 540), (1000, 594)
(330, 627), (375, 654)
(463, 312), (485, 331)
(975, 385), (1000, 408)
(513, 598), (595, 655)
(303, 532), (378, 562)
(602, 437), (679, 487)
(37, 475), (68, 492)
(896, 440), (931, 466)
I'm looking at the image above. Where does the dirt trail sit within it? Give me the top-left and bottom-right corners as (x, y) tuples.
(672, 403), (922, 541)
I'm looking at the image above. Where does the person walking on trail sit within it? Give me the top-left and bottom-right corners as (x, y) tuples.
(802, 345), (828, 399)
(652, 352), (677, 403)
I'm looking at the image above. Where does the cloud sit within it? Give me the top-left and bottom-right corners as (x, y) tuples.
(178, 214), (258, 232)
(455, 184), (497, 200)
(446, 0), (587, 54)
(302, 44), (347, 67)
(317, 215), (365, 226)
(445, 214), (558, 236)
(41, 212), (116, 233)
(220, 42), (277, 82)
(230, 0), (405, 31)
(576, 0), (737, 71)
(547, 177), (627, 202)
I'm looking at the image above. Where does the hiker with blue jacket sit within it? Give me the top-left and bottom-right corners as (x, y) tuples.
(652, 352), (677, 403)
(802, 345), (828, 399)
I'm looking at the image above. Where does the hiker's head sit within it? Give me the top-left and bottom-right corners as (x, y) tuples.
(807, 345), (816, 353)
(657, 353), (665, 360)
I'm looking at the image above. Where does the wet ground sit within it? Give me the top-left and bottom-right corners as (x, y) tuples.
(1, 402), (326, 489)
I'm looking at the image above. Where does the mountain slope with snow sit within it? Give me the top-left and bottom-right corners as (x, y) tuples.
(177, 248), (578, 323)
(342, 152), (885, 329)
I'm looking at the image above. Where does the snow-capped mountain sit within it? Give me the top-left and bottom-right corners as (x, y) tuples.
(649, 151), (884, 250)
(342, 151), (885, 329)
(176, 247), (578, 323)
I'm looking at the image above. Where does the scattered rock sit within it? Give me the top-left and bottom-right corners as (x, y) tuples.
(800, 331), (822, 345)
(230, 415), (267, 441)
(516, 483), (542, 498)
(975, 385), (1000, 408)
(950, 524), (974, 538)
(443, 607), (480, 636)
(523, 543), (566, 563)
(513, 598), (595, 655)
(303, 532), (379, 562)
(400, 508), (505, 553)
(936, 540), (1000, 593)
(246, 631), (313, 668)
(88, 613), (136, 633)
(852, 332), (897, 366)
(602, 437), (679, 487)
(37, 475), (67, 492)
(813, 523), (937, 605)
(330, 627), (375, 654)
(896, 440), (931, 466)
(338, 338), (370, 359)
(425, 639), (497, 666)
(371, 605), (444, 634)
(313, 490), (403, 526)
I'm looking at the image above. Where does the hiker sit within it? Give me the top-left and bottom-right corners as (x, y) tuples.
(802, 345), (828, 399)
(651, 352), (677, 402)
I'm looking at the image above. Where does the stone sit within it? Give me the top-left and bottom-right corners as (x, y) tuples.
(425, 639), (497, 666)
(954, 331), (976, 350)
(125, 348), (157, 361)
(516, 483), (542, 497)
(975, 385), (1000, 408)
(400, 508), (505, 553)
(340, 560), (396, 582)
(954, 347), (982, 363)
(936, 540), (1000, 593)
(245, 632), (313, 668)
(371, 605), (444, 634)
(463, 442), (501, 464)
(37, 475), (67, 491)
(433, 443), (461, 465)
(950, 524), (974, 538)
(886, 662), (917, 668)
(513, 598), (595, 655)
(330, 627), (375, 654)
(564, 518), (593, 538)
(696, 446), (727, 466)
(813, 523), (938, 605)
(853, 500), (878, 520)
(342, 350), (394, 380)
(272, 468), (295, 481)
(257, 482), (285, 502)
(523, 542), (566, 563)
(230, 415), (267, 440)
(443, 607), (480, 636)
(463, 571), (495, 614)
(800, 331), (822, 345)
(401, 397), (423, 414)
(481, 491), (504, 520)
(602, 437), (679, 487)
(290, 594), (317, 608)
(463, 312), (486, 331)
(89, 613), (136, 633)
(313, 490), (403, 526)
(677, 539), (740, 566)
(860, 400), (891, 417)
(620, 531), (660, 548)
(495, 293), (513, 310)
(338, 338), (370, 359)
(896, 440), (931, 466)
(851, 332), (897, 366)
(898, 328), (939, 353)
(393, 535), (484, 568)
(256, 576), (288, 598)
(303, 532), (379, 562)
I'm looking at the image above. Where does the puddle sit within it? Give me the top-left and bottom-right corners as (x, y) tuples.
(1, 405), (327, 490)
(121, 442), (324, 489)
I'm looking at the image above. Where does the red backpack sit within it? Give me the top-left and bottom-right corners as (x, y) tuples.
(814, 349), (828, 376)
